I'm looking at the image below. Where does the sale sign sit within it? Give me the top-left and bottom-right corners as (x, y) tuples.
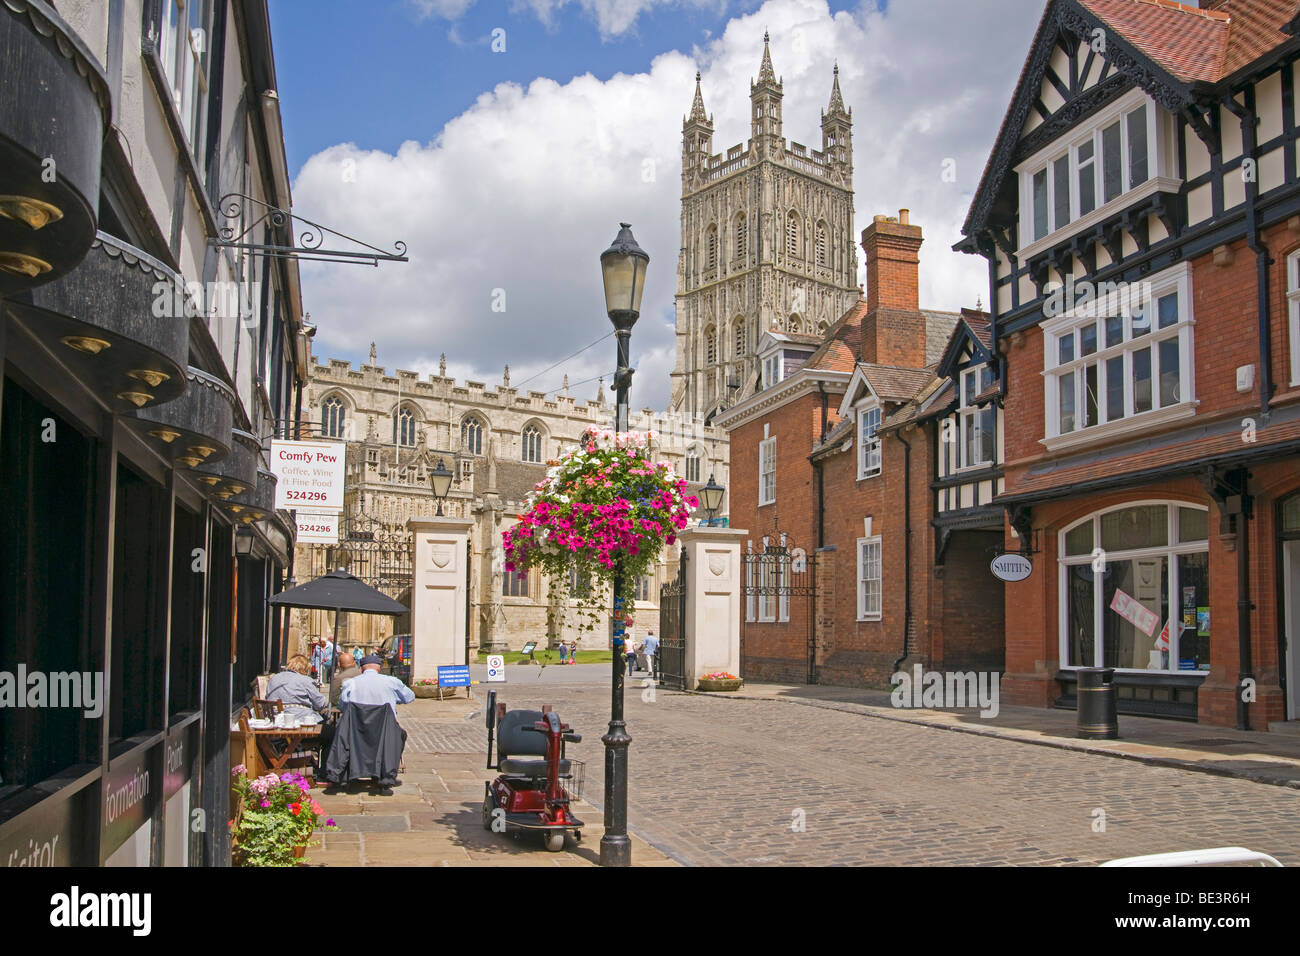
(1109, 588), (1160, 637)
(270, 439), (346, 511)
(295, 511), (339, 545)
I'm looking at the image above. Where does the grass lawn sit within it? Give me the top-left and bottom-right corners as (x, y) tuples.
(476, 649), (613, 664)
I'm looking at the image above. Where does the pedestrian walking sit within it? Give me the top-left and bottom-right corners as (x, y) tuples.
(625, 639), (638, 673)
(642, 629), (659, 679)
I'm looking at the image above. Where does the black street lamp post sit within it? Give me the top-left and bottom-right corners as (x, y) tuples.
(700, 474), (726, 527)
(598, 222), (649, 867)
(429, 458), (453, 515)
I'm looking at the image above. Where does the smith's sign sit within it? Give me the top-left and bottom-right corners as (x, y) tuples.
(990, 553), (1033, 582)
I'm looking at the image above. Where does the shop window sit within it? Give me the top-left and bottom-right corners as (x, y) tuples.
(110, 464), (168, 743)
(0, 378), (98, 794)
(1059, 502), (1210, 673)
(169, 502), (205, 717)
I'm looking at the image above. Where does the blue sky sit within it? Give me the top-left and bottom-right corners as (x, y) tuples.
(269, 0), (1038, 411)
(270, 0), (865, 177)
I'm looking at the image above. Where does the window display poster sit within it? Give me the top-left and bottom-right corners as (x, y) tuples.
(1197, 607), (1210, 637)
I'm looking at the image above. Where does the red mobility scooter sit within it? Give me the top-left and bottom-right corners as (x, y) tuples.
(482, 691), (585, 852)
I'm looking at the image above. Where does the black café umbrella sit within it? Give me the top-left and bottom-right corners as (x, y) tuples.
(269, 569), (409, 681)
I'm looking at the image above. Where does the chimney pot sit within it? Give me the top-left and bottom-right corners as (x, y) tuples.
(899, 208), (909, 224)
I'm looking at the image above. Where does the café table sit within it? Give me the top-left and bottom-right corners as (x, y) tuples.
(239, 711), (325, 771)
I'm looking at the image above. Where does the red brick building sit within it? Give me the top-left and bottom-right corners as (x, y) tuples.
(719, 213), (1004, 685)
(957, 0), (1300, 728)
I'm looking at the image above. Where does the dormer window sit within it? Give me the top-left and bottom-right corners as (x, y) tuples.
(762, 352), (783, 389)
(1018, 91), (1169, 253)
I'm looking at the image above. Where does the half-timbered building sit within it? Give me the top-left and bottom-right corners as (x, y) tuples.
(958, 0), (1300, 729)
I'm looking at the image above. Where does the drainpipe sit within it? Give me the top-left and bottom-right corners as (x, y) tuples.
(815, 382), (828, 549)
(893, 428), (913, 675)
(1224, 94), (1275, 419)
(1236, 500), (1254, 731)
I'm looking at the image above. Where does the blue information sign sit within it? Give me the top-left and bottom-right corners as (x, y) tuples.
(437, 665), (471, 687)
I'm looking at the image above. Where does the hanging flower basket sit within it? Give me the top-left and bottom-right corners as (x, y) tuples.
(503, 428), (697, 629)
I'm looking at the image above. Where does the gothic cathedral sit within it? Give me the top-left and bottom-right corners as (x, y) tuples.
(671, 34), (861, 420)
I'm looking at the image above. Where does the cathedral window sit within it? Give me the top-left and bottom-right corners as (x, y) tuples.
(461, 416), (484, 456)
(393, 405), (416, 447)
(786, 212), (800, 259)
(734, 320), (746, 357)
(322, 395), (346, 440)
(705, 326), (717, 366)
(521, 424), (543, 463)
(816, 222), (828, 267)
(735, 215), (747, 260)
(685, 447), (702, 483)
(706, 225), (718, 272)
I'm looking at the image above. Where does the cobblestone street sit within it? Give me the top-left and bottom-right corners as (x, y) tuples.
(479, 680), (1300, 867)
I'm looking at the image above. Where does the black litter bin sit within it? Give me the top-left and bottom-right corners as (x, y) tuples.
(1076, 667), (1118, 739)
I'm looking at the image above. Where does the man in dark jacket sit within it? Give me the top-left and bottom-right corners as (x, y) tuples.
(326, 655), (413, 793)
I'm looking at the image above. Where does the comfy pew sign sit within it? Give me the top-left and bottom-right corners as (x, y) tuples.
(270, 440), (346, 512)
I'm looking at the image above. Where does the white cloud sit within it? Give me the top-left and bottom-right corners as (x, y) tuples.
(295, 0), (1042, 409)
(410, 0), (727, 40)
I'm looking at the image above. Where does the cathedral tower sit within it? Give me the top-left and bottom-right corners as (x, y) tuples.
(671, 36), (860, 419)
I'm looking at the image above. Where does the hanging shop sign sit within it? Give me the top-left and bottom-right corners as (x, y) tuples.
(295, 511), (340, 545)
(990, 553), (1033, 582)
(270, 439), (346, 511)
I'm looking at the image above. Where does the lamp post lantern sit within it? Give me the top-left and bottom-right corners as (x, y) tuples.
(598, 222), (648, 867)
(429, 458), (453, 516)
(700, 474), (725, 527)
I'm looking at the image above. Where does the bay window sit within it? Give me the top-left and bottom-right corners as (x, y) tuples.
(1019, 92), (1167, 251)
(857, 402), (882, 479)
(1059, 503), (1209, 673)
(1043, 263), (1194, 447)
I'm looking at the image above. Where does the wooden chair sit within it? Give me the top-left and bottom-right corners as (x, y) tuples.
(252, 698), (284, 720)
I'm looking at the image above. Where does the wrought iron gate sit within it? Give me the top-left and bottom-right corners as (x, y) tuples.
(656, 550), (687, 690)
(740, 533), (818, 683)
(305, 511), (414, 642)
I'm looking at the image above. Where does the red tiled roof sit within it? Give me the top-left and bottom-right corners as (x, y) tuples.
(806, 298), (867, 373)
(1078, 0), (1294, 83)
(963, 313), (993, 351)
(860, 363), (936, 403)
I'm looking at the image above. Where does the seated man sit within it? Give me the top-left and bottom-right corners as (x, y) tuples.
(330, 652), (362, 710)
(340, 654), (415, 713)
(331, 654), (415, 792)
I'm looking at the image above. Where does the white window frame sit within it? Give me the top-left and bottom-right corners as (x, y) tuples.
(1058, 501), (1210, 673)
(1288, 250), (1300, 387)
(856, 400), (882, 480)
(158, 0), (208, 152)
(857, 536), (882, 621)
(1041, 262), (1196, 451)
(958, 366), (997, 470)
(758, 434), (776, 506)
(762, 351), (783, 389)
(1017, 90), (1175, 257)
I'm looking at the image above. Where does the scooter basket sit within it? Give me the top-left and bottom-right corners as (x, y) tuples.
(562, 759), (586, 802)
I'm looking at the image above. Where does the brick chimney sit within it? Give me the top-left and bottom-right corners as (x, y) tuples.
(862, 209), (923, 313)
(859, 210), (927, 367)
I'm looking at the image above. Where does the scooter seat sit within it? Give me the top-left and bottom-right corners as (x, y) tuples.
(500, 757), (571, 777)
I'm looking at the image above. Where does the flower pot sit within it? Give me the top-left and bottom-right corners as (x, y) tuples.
(697, 678), (742, 692)
(292, 844), (307, 864)
(414, 685), (455, 699)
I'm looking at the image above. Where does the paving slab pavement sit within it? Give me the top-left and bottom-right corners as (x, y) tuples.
(304, 694), (677, 867)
